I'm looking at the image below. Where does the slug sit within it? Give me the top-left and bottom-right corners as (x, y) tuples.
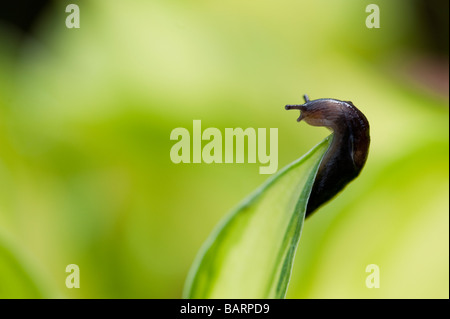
(285, 95), (370, 218)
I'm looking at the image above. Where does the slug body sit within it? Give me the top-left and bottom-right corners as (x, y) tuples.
(285, 95), (370, 218)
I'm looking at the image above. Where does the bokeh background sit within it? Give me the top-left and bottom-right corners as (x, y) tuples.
(0, 0), (448, 298)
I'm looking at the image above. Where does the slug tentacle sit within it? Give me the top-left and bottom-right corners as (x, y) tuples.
(285, 95), (370, 218)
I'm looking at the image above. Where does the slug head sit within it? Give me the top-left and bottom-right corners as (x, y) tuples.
(285, 94), (346, 131)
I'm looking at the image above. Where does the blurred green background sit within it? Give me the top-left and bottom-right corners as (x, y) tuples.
(0, 0), (448, 298)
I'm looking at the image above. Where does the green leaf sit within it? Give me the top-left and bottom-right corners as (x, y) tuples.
(184, 135), (332, 299)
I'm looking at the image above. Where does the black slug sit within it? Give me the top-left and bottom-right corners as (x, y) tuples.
(285, 95), (370, 218)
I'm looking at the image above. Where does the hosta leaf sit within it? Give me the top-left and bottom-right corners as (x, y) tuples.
(184, 135), (332, 299)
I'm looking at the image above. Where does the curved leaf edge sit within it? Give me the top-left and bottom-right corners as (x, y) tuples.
(183, 135), (332, 299)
